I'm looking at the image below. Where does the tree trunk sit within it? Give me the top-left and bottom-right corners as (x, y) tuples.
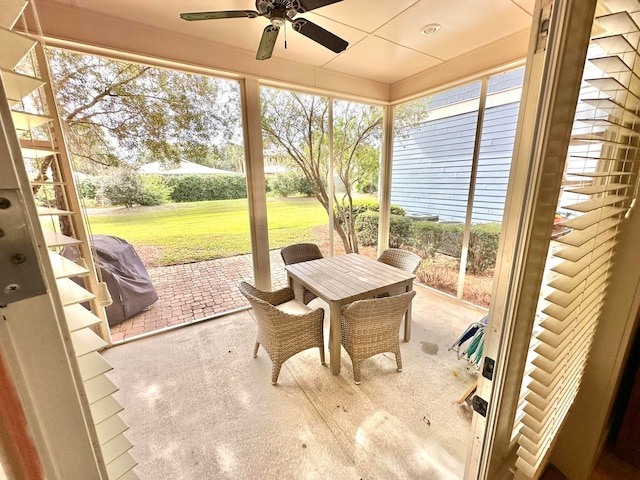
(50, 156), (73, 237)
(31, 155), (55, 196)
(332, 212), (353, 254)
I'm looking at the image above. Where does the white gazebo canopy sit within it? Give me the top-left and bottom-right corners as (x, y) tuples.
(139, 160), (237, 175)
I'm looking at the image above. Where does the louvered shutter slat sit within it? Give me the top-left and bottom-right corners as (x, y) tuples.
(514, 17), (640, 474)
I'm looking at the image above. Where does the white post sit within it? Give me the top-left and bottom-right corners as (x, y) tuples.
(378, 105), (394, 256)
(457, 77), (488, 299)
(240, 78), (271, 289)
(328, 98), (335, 256)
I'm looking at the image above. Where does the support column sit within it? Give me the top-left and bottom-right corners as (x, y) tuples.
(378, 105), (394, 255)
(240, 78), (271, 290)
(457, 77), (488, 299)
(328, 98), (335, 257)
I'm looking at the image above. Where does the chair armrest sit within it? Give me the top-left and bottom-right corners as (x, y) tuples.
(268, 303), (324, 327)
(239, 281), (295, 305)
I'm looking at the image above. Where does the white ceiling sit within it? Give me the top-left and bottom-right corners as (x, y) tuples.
(36, 0), (535, 87)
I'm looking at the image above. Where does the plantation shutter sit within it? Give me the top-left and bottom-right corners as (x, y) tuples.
(513, 1), (640, 478)
(1, 2), (138, 478)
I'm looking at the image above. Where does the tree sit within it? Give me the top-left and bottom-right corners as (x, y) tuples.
(261, 89), (429, 253)
(36, 48), (242, 234)
(47, 48), (242, 171)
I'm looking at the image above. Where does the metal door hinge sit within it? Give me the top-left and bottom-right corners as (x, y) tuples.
(0, 190), (46, 306)
(472, 395), (489, 417)
(482, 357), (495, 381)
(536, 1), (553, 52)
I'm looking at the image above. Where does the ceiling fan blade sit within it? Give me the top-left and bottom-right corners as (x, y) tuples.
(256, 25), (280, 60)
(180, 10), (260, 21)
(291, 18), (348, 53)
(292, 0), (344, 13)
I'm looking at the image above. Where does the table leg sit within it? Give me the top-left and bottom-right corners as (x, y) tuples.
(329, 300), (341, 375)
(404, 281), (414, 342)
(404, 304), (412, 342)
(287, 273), (304, 302)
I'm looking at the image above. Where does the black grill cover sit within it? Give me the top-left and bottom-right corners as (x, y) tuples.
(64, 235), (158, 326)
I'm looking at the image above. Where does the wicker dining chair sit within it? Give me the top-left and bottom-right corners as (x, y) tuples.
(340, 290), (416, 384)
(238, 281), (325, 385)
(280, 243), (323, 304)
(378, 248), (421, 273)
(376, 248), (421, 297)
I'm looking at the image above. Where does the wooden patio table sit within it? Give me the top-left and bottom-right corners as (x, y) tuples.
(285, 253), (415, 375)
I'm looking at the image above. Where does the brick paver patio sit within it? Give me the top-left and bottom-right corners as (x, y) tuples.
(109, 250), (289, 342)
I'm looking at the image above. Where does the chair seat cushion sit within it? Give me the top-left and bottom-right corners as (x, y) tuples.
(277, 299), (312, 315)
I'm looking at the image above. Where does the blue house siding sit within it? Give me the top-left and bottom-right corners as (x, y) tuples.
(487, 68), (526, 94)
(472, 102), (521, 222)
(428, 82), (481, 109)
(391, 102), (520, 223)
(392, 111), (477, 222)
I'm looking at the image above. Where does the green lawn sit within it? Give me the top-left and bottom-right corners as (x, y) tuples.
(87, 197), (328, 266)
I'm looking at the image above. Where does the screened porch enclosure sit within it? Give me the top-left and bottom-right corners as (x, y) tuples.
(4, 1), (640, 480)
(391, 67), (525, 306)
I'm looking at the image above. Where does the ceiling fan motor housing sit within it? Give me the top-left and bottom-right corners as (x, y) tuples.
(258, 0), (297, 27)
(257, 1), (295, 15)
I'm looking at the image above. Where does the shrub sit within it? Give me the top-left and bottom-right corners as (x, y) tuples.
(137, 175), (173, 206)
(100, 169), (143, 207)
(409, 221), (463, 258)
(269, 173), (295, 197)
(336, 199), (405, 224)
(99, 170), (173, 207)
(269, 171), (313, 197)
(390, 215), (412, 247)
(203, 174), (247, 200)
(408, 220), (501, 275)
(355, 210), (412, 248)
(355, 210), (377, 245)
(166, 175), (247, 202)
(167, 175), (207, 202)
(467, 223), (501, 274)
(292, 173), (313, 196)
(77, 177), (97, 200)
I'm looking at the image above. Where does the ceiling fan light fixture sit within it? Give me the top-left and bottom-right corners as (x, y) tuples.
(421, 23), (441, 35)
(269, 4), (287, 27)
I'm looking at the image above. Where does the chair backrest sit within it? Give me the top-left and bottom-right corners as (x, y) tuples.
(238, 281), (283, 325)
(341, 290), (416, 330)
(238, 280), (271, 304)
(280, 243), (323, 265)
(377, 248), (421, 273)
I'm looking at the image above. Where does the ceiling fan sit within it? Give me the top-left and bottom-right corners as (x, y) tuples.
(180, 0), (348, 60)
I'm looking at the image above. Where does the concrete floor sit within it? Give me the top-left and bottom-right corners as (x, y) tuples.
(103, 284), (487, 479)
(109, 251), (282, 341)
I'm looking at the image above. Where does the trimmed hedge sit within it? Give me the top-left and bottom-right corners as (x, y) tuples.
(355, 212), (501, 275)
(409, 220), (501, 274)
(269, 171), (313, 197)
(467, 222), (502, 274)
(345, 199), (405, 217)
(355, 210), (412, 248)
(165, 174), (247, 202)
(410, 221), (463, 258)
